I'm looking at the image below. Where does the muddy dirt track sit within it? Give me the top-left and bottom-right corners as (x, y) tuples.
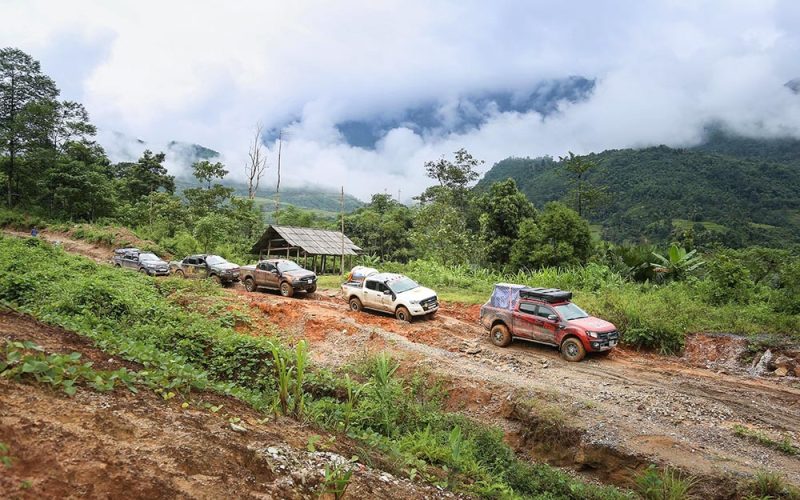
(239, 287), (800, 491)
(3, 229), (800, 494)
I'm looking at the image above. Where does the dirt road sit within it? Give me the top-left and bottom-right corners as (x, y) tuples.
(239, 287), (800, 492)
(3, 230), (798, 494)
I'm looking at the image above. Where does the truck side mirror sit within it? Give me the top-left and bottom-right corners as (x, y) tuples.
(383, 289), (392, 295)
(547, 314), (559, 322)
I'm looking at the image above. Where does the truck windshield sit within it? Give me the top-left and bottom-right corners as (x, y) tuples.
(138, 253), (159, 262)
(277, 261), (302, 272)
(554, 303), (589, 321)
(388, 277), (419, 294)
(206, 256), (228, 265)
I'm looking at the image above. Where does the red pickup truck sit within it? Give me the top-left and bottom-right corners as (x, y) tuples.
(479, 284), (619, 362)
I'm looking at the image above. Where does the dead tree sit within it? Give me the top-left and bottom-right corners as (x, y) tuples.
(246, 123), (268, 199)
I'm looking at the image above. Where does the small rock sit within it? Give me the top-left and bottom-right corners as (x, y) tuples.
(230, 422), (248, 433)
(267, 446), (280, 455)
(465, 346), (482, 355)
(774, 366), (789, 377)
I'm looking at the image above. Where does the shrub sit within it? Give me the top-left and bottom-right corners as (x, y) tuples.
(701, 254), (754, 305)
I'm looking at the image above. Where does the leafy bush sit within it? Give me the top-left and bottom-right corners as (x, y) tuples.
(701, 254), (754, 305)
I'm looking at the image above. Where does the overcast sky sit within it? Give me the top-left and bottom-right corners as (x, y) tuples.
(3, 0), (800, 200)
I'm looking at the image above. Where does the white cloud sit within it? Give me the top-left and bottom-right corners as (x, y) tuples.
(3, 0), (800, 200)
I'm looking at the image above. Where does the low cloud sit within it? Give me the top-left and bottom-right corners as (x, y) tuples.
(4, 0), (800, 200)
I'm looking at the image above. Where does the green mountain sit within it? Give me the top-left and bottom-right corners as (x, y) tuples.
(175, 177), (364, 217)
(476, 137), (800, 248)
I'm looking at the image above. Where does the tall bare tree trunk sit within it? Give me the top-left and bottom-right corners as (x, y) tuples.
(245, 123), (267, 199)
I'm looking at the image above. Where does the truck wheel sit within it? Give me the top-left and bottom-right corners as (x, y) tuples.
(211, 275), (222, 286)
(490, 324), (512, 347)
(244, 277), (256, 292)
(114, 264), (121, 268)
(349, 297), (362, 312)
(561, 338), (586, 362)
(395, 306), (411, 322)
(175, 270), (185, 278)
(280, 281), (294, 297)
(307, 284), (317, 294)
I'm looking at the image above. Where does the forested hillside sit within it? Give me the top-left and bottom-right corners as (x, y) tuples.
(477, 140), (800, 247)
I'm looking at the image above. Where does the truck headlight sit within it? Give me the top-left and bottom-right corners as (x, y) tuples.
(587, 331), (598, 339)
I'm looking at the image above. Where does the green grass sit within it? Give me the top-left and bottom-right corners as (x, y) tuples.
(733, 425), (800, 456)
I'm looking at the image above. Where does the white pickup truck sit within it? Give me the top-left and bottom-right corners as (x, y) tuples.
(341, 267), (439, 321)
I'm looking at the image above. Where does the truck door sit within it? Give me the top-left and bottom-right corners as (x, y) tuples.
(532, 305), (559, 344)
(196, 257), (210, 278)
(376, 282), (393, 311)
(183, 257), (198, 278)
(123, 253), (137, 270)
(259, 262), (278, 288)
(363, 280), (383, 308)
(511, 302), (538, 340)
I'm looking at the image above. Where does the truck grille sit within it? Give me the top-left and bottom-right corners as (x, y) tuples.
(420, 296), (438, 311)
(598, 330), (619, 341)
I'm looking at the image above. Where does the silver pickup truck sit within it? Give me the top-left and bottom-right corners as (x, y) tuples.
(341, 267), (438, 322)
(112, 248), (170, 276)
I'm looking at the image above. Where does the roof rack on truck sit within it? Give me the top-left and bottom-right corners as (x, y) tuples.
(519, 287), (572, 303)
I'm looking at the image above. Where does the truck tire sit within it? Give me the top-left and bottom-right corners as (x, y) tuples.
(211, 275), (222, 286)
(561, 337), (586, 362)
(490, 324), (512, 347)
(139, 267), (147, 274)
(349, 297), (362, 312)
(307, 284), (317, 294)
(175, 269), (185, 278)
(280, 281), (294, 297)
(395, 306), (411, 322)
(244, 277), (256, 292)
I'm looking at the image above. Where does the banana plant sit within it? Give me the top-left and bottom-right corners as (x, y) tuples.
(650, 244), (704, 281)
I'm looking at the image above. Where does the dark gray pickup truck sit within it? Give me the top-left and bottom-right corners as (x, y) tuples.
(240, 258), (317, 297)
(113, 248), (170, 276)
(169, 254), (241, 286)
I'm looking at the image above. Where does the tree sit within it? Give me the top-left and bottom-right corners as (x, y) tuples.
(184, 160), (233, 219)
(411, 191), (478, 265)
(510, 202), (592, 269)
(192, 160), (228, 189)
(44, 141), (114, 221)
(50, 101), (96, 150)
(559, 151), (607, 218)
(477, 179), (536, 266)
(0, 47), (59, 206)
(345, 193), (413, 262)
(418, 148), (482, 205)
(245, 123), (268, 199)
(115, 150), (175, 203)
(193, 213), (230, 253)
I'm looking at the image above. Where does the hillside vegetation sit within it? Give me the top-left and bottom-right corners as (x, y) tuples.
(477, 138), (800, 247)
